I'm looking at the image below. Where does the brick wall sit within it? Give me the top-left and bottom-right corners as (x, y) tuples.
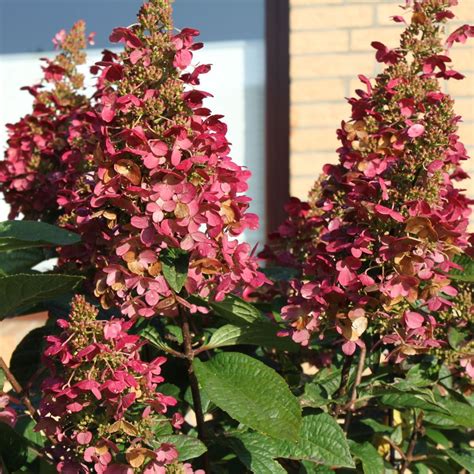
(290, 0), (474, 199)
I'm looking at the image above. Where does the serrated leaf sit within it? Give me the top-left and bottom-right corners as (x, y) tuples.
(226, 414), (354, 470)
(206, 294), (263, 325)
(349, 440), (384, 474)
(0, 221), (80, 251)
(153, 435), (206, 461)
(378, 391), (449, 413)
(437, 397), (474, 429)
(203, 322), (297, 352)
(0, 274), (83, 319)
(446, 448), (474, 472)
(294, 414), (354, 467)
(160, 248), (189, 293)
(225, 434), (286, 474)
(193, 352), (301, 441)
(140, 325), (177, 354)
(0, 248), (46, 275)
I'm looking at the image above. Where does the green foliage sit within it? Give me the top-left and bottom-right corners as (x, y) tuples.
(152, 435), (207, 461)
(160, 247), (190, 293)
(0, 273), (83, 318)
(193, 352), (302, 442)
(0, 220), (80, 251)
(203, 322), (297, 352)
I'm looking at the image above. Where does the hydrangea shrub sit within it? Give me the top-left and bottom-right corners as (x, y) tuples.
(0, 1), (472, 473)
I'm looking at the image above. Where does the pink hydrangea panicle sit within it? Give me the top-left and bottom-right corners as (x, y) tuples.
(261, 0), (473, 376)
(77, 0), (269, 319)
(37, 295), (191, 472)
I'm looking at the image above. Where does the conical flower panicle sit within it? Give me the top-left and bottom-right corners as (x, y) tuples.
(36, 295), (192, 473)
(0, 22), (96, 222)
(83, 0), (268, 318)
(263, 0), (473, 376)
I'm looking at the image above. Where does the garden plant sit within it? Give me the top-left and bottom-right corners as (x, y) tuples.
(0, 0), (472, 472)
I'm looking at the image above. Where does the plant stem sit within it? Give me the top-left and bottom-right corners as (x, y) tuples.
(179, 306), (211, 473)
(333, 354), (354, 416)
(343, 344), (367, 432)
(400, 412), (423, 473)
(0, 357), (38, 421)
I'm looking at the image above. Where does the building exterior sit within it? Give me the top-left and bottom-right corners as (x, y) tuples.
(289, 0), (474, 201)
(0, 0), (473, 362)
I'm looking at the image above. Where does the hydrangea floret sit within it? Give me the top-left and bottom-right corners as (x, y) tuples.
(36, 295), (193, 473)
(263, 0), (473, 374)
(79, 0), (268, 318)
(0, 22), (96, 223)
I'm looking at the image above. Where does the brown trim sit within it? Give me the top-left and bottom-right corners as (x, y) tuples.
(265, 0), (290, 235)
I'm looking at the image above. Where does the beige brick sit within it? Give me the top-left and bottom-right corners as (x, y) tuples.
(450, 46), (474, 72)
(291, 128), (339, 153)
(0, 312), (48, 364)
(458, 122), (474, 146)
(347, 0), (398, 3)
(376, 3), (407, 25)
(291, 78), (346, 102)
(447, 74), (474, 96)
(456, 98), (474, 121)
(291, 0), (343, 4)
(454, 1), (474, 22)
(351, 26), (402, 51)
(291, 52), (374, 78)
(291, 176), (320, 200)
(291, 152), (337, 176)
(291, 5), (374, 30)
(292, 102), (349, 128)
(291, 30), (349, 54)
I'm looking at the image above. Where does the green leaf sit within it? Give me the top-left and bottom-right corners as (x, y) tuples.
(203, 322), (297, 352)
(193, 352), (302, 441)
(436, 397), (474, 429)
(295, 414), (354, 467)
(379, 391), (449, 413)
(153, 435), (207, 461)
(349, 441), (384, 474)
(260, 266), (299, 282)
(0, 248), (46, 275)
(160, 247), (189, 293)
(140, 325), (177, 354)
(446, 448), (474, 472)
(0, 274), (84, 319)
(0, 366), (5, 391)
(447, 327), (466, 350)
(424, 428), (451, 448)
(206, 294), (263, 325)
(449, 254), (474, 282)
(15, 417), (45, 449)
(225, 434), (286, 474)
(10, 326), (53, 387)
(0, 423), (29, 471)
(0, 221), (80, 251)
(226, 414), (354, 470)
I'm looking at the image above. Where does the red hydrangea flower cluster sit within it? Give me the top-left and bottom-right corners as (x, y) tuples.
(36, 295), (191, 473)
(72, 0), (268, 317)
(263, 0), (473, 372)
(0, 22), (96, 222)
